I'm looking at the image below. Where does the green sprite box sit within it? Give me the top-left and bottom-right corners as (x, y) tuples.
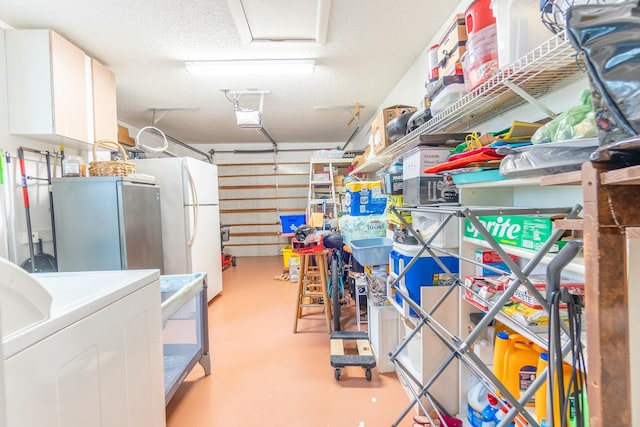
(464, 215), (567, 253)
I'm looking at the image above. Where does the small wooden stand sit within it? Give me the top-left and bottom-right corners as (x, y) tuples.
(293, 251), (332, 333)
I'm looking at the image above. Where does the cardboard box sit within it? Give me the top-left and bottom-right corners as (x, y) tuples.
(463, 275), (505, 311)
(475, 250), (519, 276)
(118, 124), (135, 147)
(371, 105), (416, 155)
(509, 274), (584, 309)
(464, 215), (567, 253)
(402, 146), (452, 180)
(351, 155), (365, 169)
(437, 14), (467, 77)
(402, 175), (459, 206)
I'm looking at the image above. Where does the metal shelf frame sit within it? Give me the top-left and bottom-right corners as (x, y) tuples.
(386, 203), (583, 427)
(351, 30), (585, 174)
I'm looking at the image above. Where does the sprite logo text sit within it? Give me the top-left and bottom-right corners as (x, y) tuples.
(466, 216), (522, 243)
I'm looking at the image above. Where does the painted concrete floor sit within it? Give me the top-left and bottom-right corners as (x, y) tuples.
(164, 256), (417, 427)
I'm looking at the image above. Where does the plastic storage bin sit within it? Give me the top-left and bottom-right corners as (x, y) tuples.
(402, 175), (459, 206)
(281, 244), (299, 268)
(430, 83), (468, 117)
(367, 302), (400, 373)
(280, 214), (306, 234)
(389, 244), (459, 316)
(410, 210), (459, 248)
(490, 0), (551, 69)
(349, 237), (394, 266)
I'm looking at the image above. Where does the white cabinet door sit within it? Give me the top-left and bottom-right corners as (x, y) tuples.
(91, 57), (118, 143)
(6, 30), (91, 145)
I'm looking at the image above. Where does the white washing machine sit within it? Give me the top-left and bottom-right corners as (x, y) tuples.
(0, 257), (165, 427)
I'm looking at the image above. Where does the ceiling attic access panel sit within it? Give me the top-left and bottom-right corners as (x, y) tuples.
(226, 0), (331, 45)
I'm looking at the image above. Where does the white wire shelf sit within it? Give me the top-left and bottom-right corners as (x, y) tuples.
(351, 30), (585, 175)
(463, 237), (585, 275)
(462, 291), (588, 369)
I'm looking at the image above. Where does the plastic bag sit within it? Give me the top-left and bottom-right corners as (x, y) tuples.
(573, 111), (598, 139)
(555, 104), (593, 141)
(531, 90), (593, 143)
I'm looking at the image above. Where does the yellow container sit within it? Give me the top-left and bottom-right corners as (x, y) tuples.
(281, 245), (299, 268)
(493, 331), (511, 391)
(535, 352), (573, 425)
(502, 336), (542, 406)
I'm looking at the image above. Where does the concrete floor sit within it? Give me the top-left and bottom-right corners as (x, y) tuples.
(164, 256), (417, 427)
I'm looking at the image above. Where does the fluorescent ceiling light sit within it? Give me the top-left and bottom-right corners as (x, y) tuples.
(185, 59), (315, 75)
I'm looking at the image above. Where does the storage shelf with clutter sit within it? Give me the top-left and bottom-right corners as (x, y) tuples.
(350, 29), (586, 176)
(386, 201), (585, 427)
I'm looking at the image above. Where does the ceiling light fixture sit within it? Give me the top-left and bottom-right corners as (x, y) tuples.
(185, 59), (315, 76)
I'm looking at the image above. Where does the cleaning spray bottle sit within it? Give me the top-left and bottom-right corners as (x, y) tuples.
(480, 393), (501, 426)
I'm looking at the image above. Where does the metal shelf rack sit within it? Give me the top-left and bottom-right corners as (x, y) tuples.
(351, 30), (585, 174)
(386, 204), (583, 427)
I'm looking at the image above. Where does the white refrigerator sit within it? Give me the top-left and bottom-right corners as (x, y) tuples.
(135, 157), (223, 301)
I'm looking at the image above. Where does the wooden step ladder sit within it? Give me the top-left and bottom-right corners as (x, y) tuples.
(293, 251), (332, 333)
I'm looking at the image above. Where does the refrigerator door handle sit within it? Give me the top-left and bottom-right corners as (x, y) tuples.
(187, 168), (199, 247)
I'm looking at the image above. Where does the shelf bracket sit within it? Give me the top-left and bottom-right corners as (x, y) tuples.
(502, 80), (558, 119)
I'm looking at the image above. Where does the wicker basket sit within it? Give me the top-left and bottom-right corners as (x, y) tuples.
(88, 140), (136, 177)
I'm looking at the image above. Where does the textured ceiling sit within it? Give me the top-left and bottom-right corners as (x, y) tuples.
(0, 1), (459, 147)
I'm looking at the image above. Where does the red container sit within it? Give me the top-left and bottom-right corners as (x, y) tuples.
(427, 44), (440, 82)
(465, 0), (496, 37)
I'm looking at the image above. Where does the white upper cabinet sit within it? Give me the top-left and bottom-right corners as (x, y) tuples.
(5, 30), (88, 143)
(5, 30), (118, 146)
(91, 57), (118, 143)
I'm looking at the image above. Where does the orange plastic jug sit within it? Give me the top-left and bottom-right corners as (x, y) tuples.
(502, 337), (541, 406)
(535, 352), (574, 425)
(493, 332), (528, 396)
(492, 331), (511, 388)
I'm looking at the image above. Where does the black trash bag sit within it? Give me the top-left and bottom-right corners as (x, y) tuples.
(566, 1), (640, 154)
(294, 225), (315, 242)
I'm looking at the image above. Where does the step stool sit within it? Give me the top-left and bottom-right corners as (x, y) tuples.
(330, 330), (376, 381)
(293, 251), (332, 333)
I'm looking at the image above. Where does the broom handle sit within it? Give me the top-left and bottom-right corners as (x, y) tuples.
(17, 148), (35, 272)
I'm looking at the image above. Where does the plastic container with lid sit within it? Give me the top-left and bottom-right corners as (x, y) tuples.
(465, 0), (496, 37)
(502, 335), (542, 406)
(490, 0), (551, 69)
(461, 24), (499, 91)
(430, 83), (468, 117)
(535, 352), (574, 425)
(427, 44), (440, 82)
(62, 155), (86, 177)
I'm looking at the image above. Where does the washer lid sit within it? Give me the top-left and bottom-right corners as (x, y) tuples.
(0, 257), (52, 339)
